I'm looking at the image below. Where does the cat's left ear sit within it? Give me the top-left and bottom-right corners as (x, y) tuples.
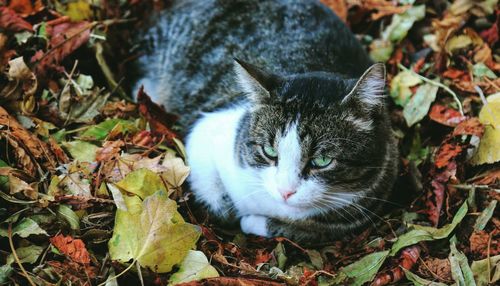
(234, 58), (282, 103)
(342, 63), (386, 110)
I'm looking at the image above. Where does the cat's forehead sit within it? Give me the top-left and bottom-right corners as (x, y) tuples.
(278, 73), (355, 106)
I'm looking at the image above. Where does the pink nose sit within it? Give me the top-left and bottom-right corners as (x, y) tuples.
(280, 190), (297, 201)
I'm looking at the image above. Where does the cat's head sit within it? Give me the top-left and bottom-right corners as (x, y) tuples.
(234, 59), (395, 213)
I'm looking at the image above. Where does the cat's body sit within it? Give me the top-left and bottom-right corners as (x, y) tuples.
(133, 0), (399, 242)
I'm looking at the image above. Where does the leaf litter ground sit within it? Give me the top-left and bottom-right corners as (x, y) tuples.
(0, 1), (499, 285)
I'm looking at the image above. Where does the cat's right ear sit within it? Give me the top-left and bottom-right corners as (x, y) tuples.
(234, 58), (281, 103)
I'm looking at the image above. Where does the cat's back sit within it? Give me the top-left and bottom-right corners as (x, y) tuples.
(133, 0), (372, 127)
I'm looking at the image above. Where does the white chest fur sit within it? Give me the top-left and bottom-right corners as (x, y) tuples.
(185, 106), (317, 220)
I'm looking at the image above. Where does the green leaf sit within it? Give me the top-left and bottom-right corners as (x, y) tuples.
(391, 202), (468, 255)
(390, 70), (422, 107)
(57, 204), (80, 231)
(273, 242), (287, 270)
(382, 5), (426, 42)
(80, 118), (137, 140)
(108, 190), (201, 273)
(407, 130), (430, 166)
(474, 200), (496, 231)
(0, 264), (13, 283)
(6, 245), (44, 265)
(0, 159), (9, 190)
(403, 268), (448, 286)
(449, 242), (476, 286)
(63, 140), (99, 162)
(332, 250), (390, 286)
(471, 255), (500, 286)
(168, 250), (219, 285)
(403, 83), (439, 127)
(472, 63), (497, 79)
(115, 169), (166, 199)
(306, 249), (324, 270)
(369, 39), (394, 62)
(13, 217), (48, 238)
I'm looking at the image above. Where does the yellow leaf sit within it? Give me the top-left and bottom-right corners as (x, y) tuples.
(66, 1), (93, 21)
(470, 93), (500, 165)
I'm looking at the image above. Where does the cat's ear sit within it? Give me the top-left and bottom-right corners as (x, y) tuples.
(342, 63), (386, 110)
(234, 58), (281, 103)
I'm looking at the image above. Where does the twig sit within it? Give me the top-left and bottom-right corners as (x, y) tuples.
(398, 63), (464, 116)
(8, 224), (36, 286)
(97, 260), (137, 286)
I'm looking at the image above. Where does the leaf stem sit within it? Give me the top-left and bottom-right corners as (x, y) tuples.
(8, 223), (36, 286)
(397, 63), (464, 116)
(97, 260), (137, 286)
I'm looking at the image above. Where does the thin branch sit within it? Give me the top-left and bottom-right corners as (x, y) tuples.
(398, 63), (464, 116)
(8, 224), (36, 286)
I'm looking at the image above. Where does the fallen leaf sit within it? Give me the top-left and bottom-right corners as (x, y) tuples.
(429, 104), (466, 127)
(390, 202), (468, 255)
(470, 92), (500, 165)
(168, 250), (219, 285)
(449, 242), (477, 286)
(371, 246), (420, 286)
(8, 0), (44, 17)
(390, 70), (422, 107)
(0, 7), (33, 32)
(115, 168), (166, 199)
(435, 144), (463, 169)
(63, 140), (99, 162)
(331, 250), (390, 286)
(403, 269), (448, 286)
(80, 118), (137, 141)
(137, 86), (178, 140)
(108, 190), (201, 273)
(403, 83), (439, 127)
(6, 245), (43, 265)
(50, 234), (90, 264)
(470, 255), (500, 286)
(473, 200), (497, 231)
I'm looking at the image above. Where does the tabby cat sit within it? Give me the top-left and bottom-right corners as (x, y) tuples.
(132, 0), (399, 242)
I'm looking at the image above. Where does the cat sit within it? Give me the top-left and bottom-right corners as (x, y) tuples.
(132, 0), (399, 242)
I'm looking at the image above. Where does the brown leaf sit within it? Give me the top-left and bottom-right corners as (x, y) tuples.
(435, 144), (463, 169)
(177, 277), (286, 286)
(8, 0), (44, 17)
(371, 246), (420, 286)
(429, 104), (466, 127)
(418, 257), (452, 283)
(50, 234), (91, 264)
(137, 86), (178, 140)
(470, 230), (499, 258)
(452, 117), (484, 137)
(320, 0), (348, 22)
(95, 140), (124, 162)
(34, 20), (94, 74)
(46, 260), (97, 285)
(0, 7), (33, 32)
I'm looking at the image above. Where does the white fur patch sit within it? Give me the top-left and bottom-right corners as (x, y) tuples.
(240, 215), (269, 237)
(344, 114), (373, 131)
(275, 122), (301, 193)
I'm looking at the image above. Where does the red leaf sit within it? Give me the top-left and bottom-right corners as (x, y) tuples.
(137, 86), (178, 140)
(371, 246), (420, 286)
(50, 234), (91, 264)
(0, 7), (33, 32)
(429, 104), (466, 127)
(8, 0), (44, 17)
(34, 21), (93, 74)
(452, 118), (484, 137)
(435, 144), (463, 169)
(480, 22), (498, 46)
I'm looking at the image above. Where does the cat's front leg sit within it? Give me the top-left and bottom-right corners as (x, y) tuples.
(240, 215), (270, 237)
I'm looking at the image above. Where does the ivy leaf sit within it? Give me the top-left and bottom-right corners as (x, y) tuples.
(470, 92), (500, 165)
(108, 190), (201, 273)
(168, 250), (219, 285)
(115, 169), (166, 199)
(391, 202), (467, 255)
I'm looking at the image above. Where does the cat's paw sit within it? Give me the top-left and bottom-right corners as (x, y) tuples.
(240, 215), (269, 237)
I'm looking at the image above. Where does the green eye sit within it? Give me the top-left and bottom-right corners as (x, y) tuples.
(311, 156), (333, 168)
(263, 145), (278, 159)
